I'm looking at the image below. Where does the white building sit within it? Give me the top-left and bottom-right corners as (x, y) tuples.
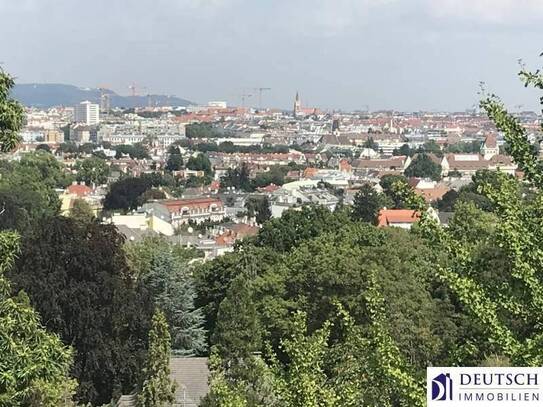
(74, 101), (100, 125)
(208, 101), (227, 108)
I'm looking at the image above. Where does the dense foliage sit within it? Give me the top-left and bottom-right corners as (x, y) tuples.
(0, 70), (24, 152)
(104, 173), (174, 211)
(0, 151), (73, 232)
(404, 153), (442, 180)
(0, 232), (76, 407)
(114, 143), (150, 159)
(186, 153), (213, 177)
(138, 309), (176, 407)
(195, 59), (543, 405)
(185, 123), (223, 139)
(221, 163), (292, 192)
(125, 236), (207, 355)
(351, 184), (389, 224)
(8, 217), (154, 405)
(75, 156), (110, 185)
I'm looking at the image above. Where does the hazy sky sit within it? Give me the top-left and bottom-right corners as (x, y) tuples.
(2, 0), (543, 111)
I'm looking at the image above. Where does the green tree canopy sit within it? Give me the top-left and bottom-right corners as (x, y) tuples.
(104, 174), (171, 211)
(351, 184), (388, 224)
(69, 198), (95, 224)
(138, 309), (176, 407)
(245, 196), (271, 224)
(114, 143), (150, 159)
(187, 153), (213, 177)
(212, 275), (261, 363)
(75, 156), (109, 185)
(9, 217), (154, 405)
(165, 153), (184, 172)
(404, 153), (442, 181)
(393, 143), (414, 157)
(0, 231), (77, 407)
(0, 70), (24, 152)
(126, 237), (207, 355)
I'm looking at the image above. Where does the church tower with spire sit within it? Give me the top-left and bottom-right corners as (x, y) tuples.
(293, 91), (301, 117)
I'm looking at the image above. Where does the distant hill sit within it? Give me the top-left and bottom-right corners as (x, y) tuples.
(11, 83), (194, 108)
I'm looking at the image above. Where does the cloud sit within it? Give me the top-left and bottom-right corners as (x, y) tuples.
(426, 0), (543, 23)
(274, 0), (399, 37)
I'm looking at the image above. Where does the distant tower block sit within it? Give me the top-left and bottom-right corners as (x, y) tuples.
(332, 119), (340, 135)
(293, 91), (301, 117)
(100, 93), (111, 114)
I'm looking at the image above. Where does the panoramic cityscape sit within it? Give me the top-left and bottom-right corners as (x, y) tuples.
(2, 1), (543, 407)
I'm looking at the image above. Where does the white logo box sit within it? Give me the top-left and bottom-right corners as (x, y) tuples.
(427, 367), (543, 407)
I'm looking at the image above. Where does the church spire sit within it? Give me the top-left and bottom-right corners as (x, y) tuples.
(293, 91), (301, 117)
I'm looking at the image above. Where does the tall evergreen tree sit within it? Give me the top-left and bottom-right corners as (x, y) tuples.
(165, 153), (183, 172)
(351, 184), (386, 224)
(0, 232), (76, 406)
(211, 275), (261, 363)
(0, 70), (76, 405)
(144, 250), (207, 355)
(138, 309), (176, 407)
(9, 217), (154, 405)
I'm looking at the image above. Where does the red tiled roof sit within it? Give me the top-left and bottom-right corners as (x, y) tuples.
(489, 154), (513, 165)
(66, 184), (92, 197)
(415, 185), (450, 203)
(484, 134), (497, 149)
(377, 209), (420, 227)
(258, 184), (280, 193)
(303, 167), (319, 178)
(352, 156), (407, 170)
(162, 198), (223, 213)
(226, 223), (260, 238)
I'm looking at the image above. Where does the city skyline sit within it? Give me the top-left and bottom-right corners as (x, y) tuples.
(2, 0), (543, 111)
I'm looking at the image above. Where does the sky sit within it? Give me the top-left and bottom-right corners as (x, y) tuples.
(1, 0), (543, 111)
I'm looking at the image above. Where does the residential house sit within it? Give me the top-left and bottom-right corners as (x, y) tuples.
(143, 198), (225, 227)
(377, 208), (439, 229)
(60, 182), (103, 215)
(410, 178), (450, 203)
(377, 209), (421, 229)
(441, 154), (516, 177)
(270, 187), (339, 218)
(352, 156), (412, 173)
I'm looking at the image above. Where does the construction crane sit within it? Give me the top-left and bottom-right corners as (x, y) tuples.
(240, 93), (253, 108)
(253, 87), (271, 110)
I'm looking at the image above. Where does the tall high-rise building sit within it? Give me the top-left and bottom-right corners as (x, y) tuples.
(100, 94), (111, 114)
(74, 101), (100, 125)
(293, 91), (301, 117)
